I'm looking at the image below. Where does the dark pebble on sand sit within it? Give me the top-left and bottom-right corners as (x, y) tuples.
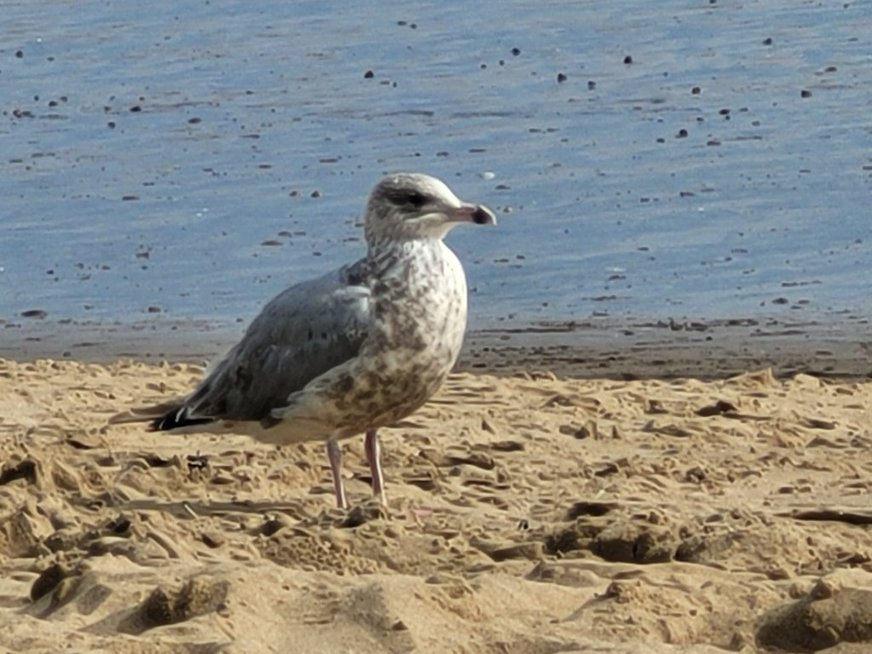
(763, 37), (773, 45)
(556, 73), (567, 83)
(21, 310), (47, 319)
(801, 89), (812, 98)
(30, 563), (66, 601)
(676, 128), (688, 138)
(147, 306), (162, 313)
(310, 190), (321, 198)
(511, 47), (521, 56)
(130, 105), (142, 112)
(363, 70), (374, 79)
(588, 80), (596, 90)
(623, 55), (633, 64)
(201, 532), (225, 548)
(107, 121), (116, 128)
(122, 195), (139, 201)
(15, 50), (24, 58)
(188, 117), (201, 124)
(691, 86), (701, 94)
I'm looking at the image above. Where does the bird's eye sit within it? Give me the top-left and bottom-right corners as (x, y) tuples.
(405, 191), (428, 209)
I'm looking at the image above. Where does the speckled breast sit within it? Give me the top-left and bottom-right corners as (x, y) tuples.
(345, 240), (469, 429)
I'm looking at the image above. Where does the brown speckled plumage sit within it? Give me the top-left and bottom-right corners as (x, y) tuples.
(139, 173), (496, 508)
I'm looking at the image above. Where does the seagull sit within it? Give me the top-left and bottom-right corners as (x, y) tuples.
(112, 173), (496, 508)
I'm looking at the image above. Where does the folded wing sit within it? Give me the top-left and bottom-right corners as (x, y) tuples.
(152, 259), (370, 430)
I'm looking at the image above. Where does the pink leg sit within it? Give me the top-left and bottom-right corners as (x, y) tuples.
(364, 429), (386, 505)
(326, 438), (347, 509)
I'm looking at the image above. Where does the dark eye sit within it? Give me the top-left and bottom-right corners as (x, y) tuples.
(405, 191), (428, 208)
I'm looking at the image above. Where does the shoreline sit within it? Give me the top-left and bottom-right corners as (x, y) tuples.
(4, 315), (870, 380)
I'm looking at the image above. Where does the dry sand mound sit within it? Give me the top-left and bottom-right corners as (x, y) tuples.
(2, 358), (872, 653)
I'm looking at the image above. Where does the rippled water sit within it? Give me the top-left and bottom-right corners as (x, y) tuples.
(3, 0), (871, 353)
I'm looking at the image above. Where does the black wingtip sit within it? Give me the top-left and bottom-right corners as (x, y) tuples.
(149, 406), (214, 432)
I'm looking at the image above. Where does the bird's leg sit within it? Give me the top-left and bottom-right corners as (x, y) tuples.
(326, 438), (348, 509)
(364, 428), (386, 506)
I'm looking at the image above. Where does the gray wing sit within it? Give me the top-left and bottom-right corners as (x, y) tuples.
(181, 258), (370, 422)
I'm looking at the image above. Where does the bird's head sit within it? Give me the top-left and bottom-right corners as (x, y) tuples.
(364, 173), (496, 245)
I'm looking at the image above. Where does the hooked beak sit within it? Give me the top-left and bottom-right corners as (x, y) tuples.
(447, 203), (497, 226)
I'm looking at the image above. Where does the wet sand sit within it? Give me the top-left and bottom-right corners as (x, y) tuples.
(4, 316), (871, 381)
(2, 354), (872, 652)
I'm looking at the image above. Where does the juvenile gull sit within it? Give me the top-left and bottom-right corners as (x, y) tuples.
(113, 173), (496, 508)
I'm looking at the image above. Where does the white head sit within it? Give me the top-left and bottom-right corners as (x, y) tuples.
(364, 173), (496, 246)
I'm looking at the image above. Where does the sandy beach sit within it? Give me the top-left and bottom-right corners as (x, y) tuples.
(2, 355), (872, 653)
(4, 0), (871, 649)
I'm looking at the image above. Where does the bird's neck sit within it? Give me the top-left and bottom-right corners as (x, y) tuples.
(367, 237), (445, 275)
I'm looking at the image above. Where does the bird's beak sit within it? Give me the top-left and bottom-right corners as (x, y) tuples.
(447, 203), (497, 226)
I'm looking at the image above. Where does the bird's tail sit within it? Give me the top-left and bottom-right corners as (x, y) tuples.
(108, 400), (215, 432)
(149, 404), (215, 431)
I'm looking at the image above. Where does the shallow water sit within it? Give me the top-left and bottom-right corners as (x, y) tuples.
(3, 0), (871, 352)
